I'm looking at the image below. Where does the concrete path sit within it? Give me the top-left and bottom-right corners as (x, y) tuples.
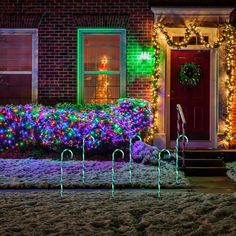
(188, 176), (236, 193)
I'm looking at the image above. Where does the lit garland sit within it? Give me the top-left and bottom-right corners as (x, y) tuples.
(152, 22), (235, 142)
(152, 29), (161, 134)
(0, 99), (152, 152)
(144, 27), (160, 143)
(224, 25), (235, 142)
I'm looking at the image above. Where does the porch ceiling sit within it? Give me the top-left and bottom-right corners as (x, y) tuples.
(149, 0), (236, 7)
(151, 6), (234, 27)
(149, 1), (236, 26)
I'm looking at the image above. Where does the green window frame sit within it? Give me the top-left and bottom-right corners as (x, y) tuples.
(77, 28), (126, 104)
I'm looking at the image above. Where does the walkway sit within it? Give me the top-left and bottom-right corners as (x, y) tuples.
(188, 176), (236, 193)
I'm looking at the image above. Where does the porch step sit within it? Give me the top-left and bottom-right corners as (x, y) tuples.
(181, 151), (227, 176)
(184, 167), (227, 176)
(184, 150), (236, 162)
(184, 158), (224, 167)
(184, 151), (223, 159)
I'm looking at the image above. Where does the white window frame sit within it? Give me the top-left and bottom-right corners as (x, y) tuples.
(0, 28), (38, 103)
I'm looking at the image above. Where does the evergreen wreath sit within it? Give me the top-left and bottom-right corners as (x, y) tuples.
(179, 62), (201, 87)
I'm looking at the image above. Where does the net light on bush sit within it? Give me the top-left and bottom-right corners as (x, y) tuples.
(0, 99), (152, 152)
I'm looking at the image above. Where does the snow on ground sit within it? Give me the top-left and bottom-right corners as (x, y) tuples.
(0, 159), (236, 235)
(0, 191), (235, 236)
(227, 161), (236, 183)
(0, 159), (189, 189)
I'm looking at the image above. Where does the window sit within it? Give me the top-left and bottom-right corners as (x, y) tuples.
(0, 29), (38, 105)
(77, 29), (126, 104)
(173, 36), (209, 45)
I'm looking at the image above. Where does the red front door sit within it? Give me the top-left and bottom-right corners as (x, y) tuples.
(170, 50), (210, 140)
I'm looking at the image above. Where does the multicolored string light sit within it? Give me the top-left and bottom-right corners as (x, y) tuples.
(0, 104), (42, 150)
(153, 22), (235, 143)
(0, 99), (152, 152)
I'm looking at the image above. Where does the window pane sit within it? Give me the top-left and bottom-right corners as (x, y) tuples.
(0, 35), (32, 71)
(84, 34), (120, 71)
(0, 74), (32, 105)
(84, 74), (120, 104)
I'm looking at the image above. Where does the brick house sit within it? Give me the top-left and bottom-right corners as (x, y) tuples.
(0, 0), (236, 149)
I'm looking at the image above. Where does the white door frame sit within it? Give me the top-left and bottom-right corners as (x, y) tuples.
(153, 26), (220, 149)
(151, 7), (234, 149)
(166, 28), (218, 149)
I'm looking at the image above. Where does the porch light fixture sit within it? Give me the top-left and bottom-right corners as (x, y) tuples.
(138, 51), (151, 61)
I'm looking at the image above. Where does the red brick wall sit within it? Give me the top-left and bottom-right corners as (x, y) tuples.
(0, 0), (153, 105)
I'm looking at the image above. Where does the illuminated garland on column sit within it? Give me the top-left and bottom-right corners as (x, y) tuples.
(224, 25), (235, 142)
(144, 26), (161, 143)
(152, 22), (235, 143)
(152, 29), (161, 132)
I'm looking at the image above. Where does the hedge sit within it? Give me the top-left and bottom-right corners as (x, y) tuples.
(0, 99), (152, 151)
